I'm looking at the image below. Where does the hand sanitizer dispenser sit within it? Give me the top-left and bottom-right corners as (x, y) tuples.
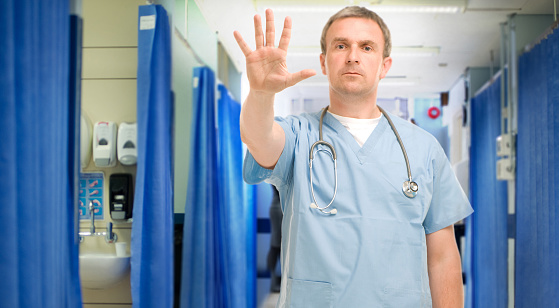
(93, 121), (117, 167)
(117, 122), (137, 165)
(110, 173), (134, 220)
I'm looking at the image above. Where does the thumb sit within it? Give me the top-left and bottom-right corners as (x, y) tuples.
(286, 69), (316, 88)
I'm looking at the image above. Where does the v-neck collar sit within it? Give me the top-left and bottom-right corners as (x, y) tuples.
(321, 111), (389, 164)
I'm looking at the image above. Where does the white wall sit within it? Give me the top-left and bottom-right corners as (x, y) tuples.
(446, 75), (469, 196)
(80, 0), (146, 306)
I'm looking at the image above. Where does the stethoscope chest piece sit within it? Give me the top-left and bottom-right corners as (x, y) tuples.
(402, 180), (418, 198)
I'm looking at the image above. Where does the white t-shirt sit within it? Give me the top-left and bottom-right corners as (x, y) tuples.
(328, 111), (382, 147)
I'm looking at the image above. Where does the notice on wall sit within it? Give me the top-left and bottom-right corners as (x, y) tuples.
(79, 173), (104, 220)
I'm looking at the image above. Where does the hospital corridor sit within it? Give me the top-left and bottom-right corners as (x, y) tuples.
(1, 0), (558, 307)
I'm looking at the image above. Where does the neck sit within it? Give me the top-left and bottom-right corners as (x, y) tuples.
(328, 91), (381, 119)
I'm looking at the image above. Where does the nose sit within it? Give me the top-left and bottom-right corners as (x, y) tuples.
(346, 46), (359, 64)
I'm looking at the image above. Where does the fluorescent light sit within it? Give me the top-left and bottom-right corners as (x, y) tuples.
(391, 46), (440, 57)
(270, 6), (340, 13)
(371, 5), (463, 13)
(380, 80), (416, 86)
(256, 0), (466, 13)
(262, 5), (462, 14)
(381, 76), (418, 87)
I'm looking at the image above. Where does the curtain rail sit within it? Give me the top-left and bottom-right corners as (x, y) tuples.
(173, 27), (207, 66)
(522, 20), (558, 54)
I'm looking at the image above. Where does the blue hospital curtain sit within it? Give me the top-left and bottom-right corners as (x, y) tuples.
(181, 68), (256, 307)
(217, 84), (256, 308)
(181, 67), (219, 307)
(465, 75), (508, 308)
(0, 0), (82, 307)
(516, 26), (559, 307)
(131, 5), (174, 308)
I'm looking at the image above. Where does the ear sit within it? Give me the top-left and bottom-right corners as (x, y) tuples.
(379, 56), (392, 79)
(320, 53), (327, 75)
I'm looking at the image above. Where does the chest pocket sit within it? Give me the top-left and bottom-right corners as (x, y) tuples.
(286, 278), (333, 308)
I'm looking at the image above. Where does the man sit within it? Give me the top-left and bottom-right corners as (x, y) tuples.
(234, 6), (472, 307)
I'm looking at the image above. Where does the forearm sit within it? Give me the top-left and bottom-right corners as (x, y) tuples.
(426, 225), (464, 307)
(428, 254), (464, 307)
(240, 90), (285, 169)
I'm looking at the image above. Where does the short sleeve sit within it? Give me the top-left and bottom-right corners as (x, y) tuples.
(242, 116), (301, 188)
(423, 146), (473, 234)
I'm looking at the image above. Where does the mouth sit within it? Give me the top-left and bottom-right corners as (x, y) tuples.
(343, 72), (362, 76)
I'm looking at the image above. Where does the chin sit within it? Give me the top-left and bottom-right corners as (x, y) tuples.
(339, 86), (372, 96)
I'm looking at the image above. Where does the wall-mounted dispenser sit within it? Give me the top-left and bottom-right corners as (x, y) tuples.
(117, 122), (137, 165)
(93, 121), (117, 167)
(109, 173), (134, 220)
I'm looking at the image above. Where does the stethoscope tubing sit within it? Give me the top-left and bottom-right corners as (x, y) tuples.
(309, 107), (338, 214)
(308, 106), (418, 215)
(309, 147), (338, 213)
(377, 106), (413, 183)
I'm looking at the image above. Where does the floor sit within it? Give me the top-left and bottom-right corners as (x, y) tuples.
(259, 292), (279, 308)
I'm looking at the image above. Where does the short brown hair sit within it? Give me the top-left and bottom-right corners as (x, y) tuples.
(320, 6), (392, 58)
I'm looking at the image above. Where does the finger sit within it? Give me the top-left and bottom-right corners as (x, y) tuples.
(286, 69), (317, 88)
(233, 31), (253, 57)
(254, 14), (264, 48)
(278, 16), (292, 52)
(265, 9), (275, 47)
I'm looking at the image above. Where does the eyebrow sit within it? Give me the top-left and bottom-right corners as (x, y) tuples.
(331, 37), (379, 48)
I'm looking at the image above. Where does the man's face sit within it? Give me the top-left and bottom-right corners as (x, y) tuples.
(320, 17), (392, 98)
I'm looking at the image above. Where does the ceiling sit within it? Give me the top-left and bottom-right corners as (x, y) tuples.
(197, 0), (556, 100)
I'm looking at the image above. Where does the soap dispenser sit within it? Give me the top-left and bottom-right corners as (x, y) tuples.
(109, 174), (134, 220)
(117, 122), (137, 165)
(93, 121), (117, 167)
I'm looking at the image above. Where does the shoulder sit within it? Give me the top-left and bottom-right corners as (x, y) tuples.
(274, 111), (321, 134)
(386, 111), (440, 147)
(384, 111), (447, 169)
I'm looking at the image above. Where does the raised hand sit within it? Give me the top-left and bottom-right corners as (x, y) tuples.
(234, 9), (316, 95)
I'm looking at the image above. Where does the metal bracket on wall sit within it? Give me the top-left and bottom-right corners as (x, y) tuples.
(496, 20), (518, 182)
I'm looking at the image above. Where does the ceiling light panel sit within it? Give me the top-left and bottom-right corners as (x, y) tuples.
(391, 46), (441, 57)
(255, 0), (466, 13)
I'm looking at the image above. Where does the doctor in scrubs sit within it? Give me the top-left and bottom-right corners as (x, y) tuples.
(234, 6), (473, 307)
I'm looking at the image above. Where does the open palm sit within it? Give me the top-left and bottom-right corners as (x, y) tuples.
(234, 9), (316, 95)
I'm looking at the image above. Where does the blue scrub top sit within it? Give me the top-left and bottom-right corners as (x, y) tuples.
(244, 110), (473, 307)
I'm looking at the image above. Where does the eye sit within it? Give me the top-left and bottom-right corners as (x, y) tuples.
(363, 46), (373, 52)
(335, 44), (345, 50)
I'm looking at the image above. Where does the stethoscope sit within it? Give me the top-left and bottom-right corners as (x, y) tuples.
(309, 106), (418, 215)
